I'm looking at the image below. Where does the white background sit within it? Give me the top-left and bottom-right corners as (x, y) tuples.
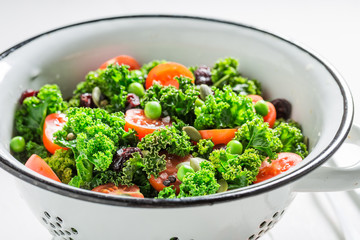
(1, 0), (360, 239)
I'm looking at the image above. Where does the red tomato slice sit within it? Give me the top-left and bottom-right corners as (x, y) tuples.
(198, 129), (237, 145)
(145, 62), (194, 89)
(92, 183), (144, 198)
(99, 55), (141, 70)
(149, 153), (191, 194)
(43, 113), (68, 154)
(263, 102), (276, 128)
(254, 152), (302, 184)
(247, 94), (263, 103)
(124, 109), (172, 140)
(25, 154), (61, 182)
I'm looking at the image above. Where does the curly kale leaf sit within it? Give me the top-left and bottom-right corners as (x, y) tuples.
(44, 149), (76, 184)
(73, 64), (144, 112)
(141, 76), (199, 124)
(235, 117), (282, 160)
(89, 170), (122, 189)
(274, 118), (303, 130)
(194, 86), (256, 130)
(12, 140), (49, 163)
(275, 122), (308, 159)
(15, 84), (67, 142)
(209, 148), (262, 189)
(211, 57), (261, 95)
(157, 186), (177, 199)
(192, 139), (214, 159)
(54, 107), (136, 186)
(177, 161), (219, 198)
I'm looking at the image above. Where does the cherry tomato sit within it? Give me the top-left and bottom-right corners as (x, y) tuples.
(124, 109), (171, 140)
(198, 129), (237, 145)
(145, 62), (194, 89)
(263, 102), (276, 128)
(247, 94), (263, 103)
(92, 183), (144, 198)
(43, 113), (68, 154)
(254, 152), (302, 184)
(25, 154), (61, 182)
(247, 95), (276, 128)
(149, 153), (192, 194)
(99, 55), (141, 70)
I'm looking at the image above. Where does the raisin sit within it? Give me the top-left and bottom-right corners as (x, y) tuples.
(111, 147), (142, 172)
(80, 93), (95, 108)
(271, 98), (292, 119)
(19, 89), (39, 104)
(194, 66), (212, 86)
(125, 93), (140, 110)
(168, 175), (176, 183)
(163, 179), (171, 187)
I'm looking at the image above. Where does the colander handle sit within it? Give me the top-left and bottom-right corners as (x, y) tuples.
(294, 123), (360, 192)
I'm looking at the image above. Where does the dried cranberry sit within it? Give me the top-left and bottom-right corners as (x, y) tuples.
(125, 93), (140, 110)
(80, 93), (95, 108)
(271, 98), (292, 119)
(19, 89), (39, 104)
(111, 147), (142, 172)
(213, 144), (227, 150)
(194, 66), (212, 86)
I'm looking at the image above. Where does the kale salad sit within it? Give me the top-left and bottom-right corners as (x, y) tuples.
(11, 56), (308, 198)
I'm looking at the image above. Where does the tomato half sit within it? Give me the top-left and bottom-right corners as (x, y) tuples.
(25, 154), (61, 182)
(43, 113), (68, 154)
(254, 152), (302, 184)
(145, 62), (194, 89)
(263, 102), (276, 128)
(149, 153), (191, 194)
(198, 129), (237, 145)
(99, 55), (141, 70)
(92, 183), (144, 198)
(124, 109), (171, 140)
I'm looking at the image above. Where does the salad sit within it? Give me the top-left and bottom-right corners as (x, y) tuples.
(11, 55), (308, 199)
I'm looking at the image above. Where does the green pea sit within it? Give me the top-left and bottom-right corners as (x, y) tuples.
(144, 101), (162, 120)
(128, 82), (145, 97)
(227, 140), (243, 155)
(177, 165), (195, 182)
(254, 100), (269, 116)
(10, 136), (26, 153)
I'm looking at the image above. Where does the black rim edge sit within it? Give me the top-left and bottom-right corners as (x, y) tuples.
(0, 14), (354, 208)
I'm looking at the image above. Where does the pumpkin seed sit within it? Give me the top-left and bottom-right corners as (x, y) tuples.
(66, 133), (76, 140)
(199, 84), (212, 101)
(182, 126), (202, 142)
(92, 86), (101, 108)
(190, 157), (206, 172)
(217, 179), (228, 193)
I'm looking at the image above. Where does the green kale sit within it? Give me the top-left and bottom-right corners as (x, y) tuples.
(54, 107), (136, 187)
(122, 125), (193, 185)
(194, 86), (256, 130)
(177, 161), (219, 198)
(44, 149), (76, 184)
(73, 64), (144, 112)
(192, 139), (214, 159)
(274, 118), (303, 130)
(89, 170), (122, 189)
(235, 117), (282, 160)
(157, 186), (177, 199)
(209, 148), (262, 189)
(141, 76), (199, 124)
(275, 122), (308, 159)
(211, 57), (261, 95)
(12, 140), (49, 163)
(15, 84), (67, 142)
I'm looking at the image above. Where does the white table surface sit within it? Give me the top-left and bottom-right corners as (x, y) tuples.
(1, 0), (360, 239)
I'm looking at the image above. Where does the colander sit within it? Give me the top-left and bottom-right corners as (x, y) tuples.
(0, 15), (359, 240)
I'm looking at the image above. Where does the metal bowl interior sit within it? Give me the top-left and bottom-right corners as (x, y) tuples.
(0, 15), (353, 207)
